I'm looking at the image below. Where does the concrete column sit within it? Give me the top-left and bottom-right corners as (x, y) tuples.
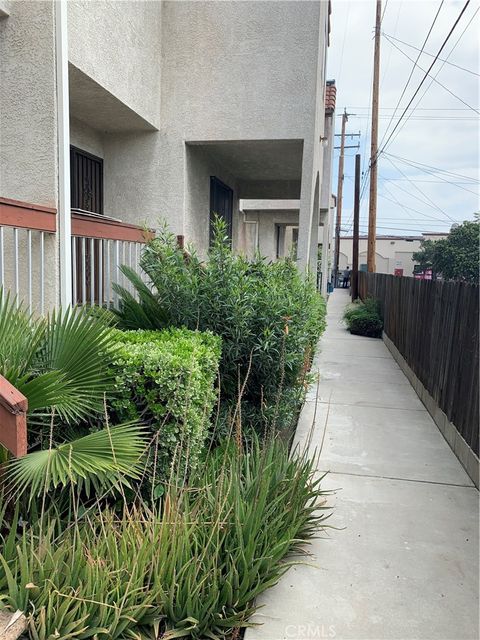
(309, 193), (319, 274)
(320, 215), (329, 296)
(277, 224), (286, 258)
(297, 141), (315, 272)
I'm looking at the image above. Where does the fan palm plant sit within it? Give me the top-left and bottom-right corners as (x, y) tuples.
(5, 422), (148, 501)
(0, 290), (149, 502)
(0, 289), (116, 422)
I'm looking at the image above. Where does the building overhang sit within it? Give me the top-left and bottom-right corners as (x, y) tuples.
(69, 64), (158, 133)
(186, 139), (303, 199)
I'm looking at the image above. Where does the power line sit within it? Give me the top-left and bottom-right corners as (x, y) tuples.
(380, 5), (479, 152)
(384, 158), (479, 196)
(384, 152), (480, 183)
(376, 0), (472, 158)
(380, 172), (458, 221)
(378, 190), (455, 223)
(383, 157), (461, 222)
(382, 31), (480, 76)
(350, 114), (478, 120)
(380, 0), (403, 89)
(382, 174), (479, 194)
(345, 107), (476, 110)
(350, 225), (451, 233)
(347, 175), (477, 185)
(383, 32), (480, 113)
(378, 0), (445, 153)
(336, 0), (351, 87)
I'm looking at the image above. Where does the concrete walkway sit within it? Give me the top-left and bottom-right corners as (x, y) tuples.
(247, 289), (479, 640)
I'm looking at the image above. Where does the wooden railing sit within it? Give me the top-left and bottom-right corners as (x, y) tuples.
(71, 210), (152, 308)
(0, 198), (153, 311)
(359, 271), (479, 456)
(0, 197), (57, 314)
(0, 375), (27, 457)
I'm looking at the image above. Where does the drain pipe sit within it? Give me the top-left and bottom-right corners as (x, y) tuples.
(55, 0), (72, 307)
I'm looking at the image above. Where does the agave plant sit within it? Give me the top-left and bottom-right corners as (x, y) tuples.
(0, 289), (116, 422)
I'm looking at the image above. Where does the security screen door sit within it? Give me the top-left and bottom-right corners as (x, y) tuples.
(210, 176), (233, 244)
(70, 146), (104, 303)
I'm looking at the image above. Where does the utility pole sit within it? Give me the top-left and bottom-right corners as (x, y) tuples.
(367, 0), (381, 273)
(351, 153), (361, 301)
(333, 108), (348, 287)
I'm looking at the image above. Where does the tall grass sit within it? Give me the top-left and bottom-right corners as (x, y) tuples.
(0, 437), (330, 639)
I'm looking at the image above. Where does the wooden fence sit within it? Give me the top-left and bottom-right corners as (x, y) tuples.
(358, 272), (479, 456)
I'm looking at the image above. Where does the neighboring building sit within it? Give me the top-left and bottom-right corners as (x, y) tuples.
(239, 81), (337, 295)
(0, 0), (333, 310)
(338, 233), (449, 277)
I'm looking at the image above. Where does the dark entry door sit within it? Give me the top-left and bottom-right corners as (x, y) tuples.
(70, 146), (104, 214)
(210, 176), (233, 243)
(70, 146), (104, 303)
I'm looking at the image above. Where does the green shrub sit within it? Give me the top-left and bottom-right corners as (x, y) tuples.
(113, 221), (326, 425)
(0, 436), (330, 639)
(344, 297), (383, 338)
(108, 327), (221, 481)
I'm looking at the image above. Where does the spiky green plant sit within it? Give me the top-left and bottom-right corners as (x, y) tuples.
(0, 436), (331, 639)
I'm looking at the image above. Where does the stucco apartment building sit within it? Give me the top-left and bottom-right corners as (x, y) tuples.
(0, 0), (333, 310)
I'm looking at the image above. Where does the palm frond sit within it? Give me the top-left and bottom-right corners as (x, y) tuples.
(112, 264), (169, 330)
(6, 422), (148, 500)
(34, 306), (116, 421)
(0, 288), (45, 385)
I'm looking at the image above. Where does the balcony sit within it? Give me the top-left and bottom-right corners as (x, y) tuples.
(0, 197), (152, 312)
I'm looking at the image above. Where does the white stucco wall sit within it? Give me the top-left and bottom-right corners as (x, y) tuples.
(320, 111), (335, 212)
(161, 1), (321, 141)
(1, 0), (330, 310)
(185, 145), (239, 258)
(68, 0), (162, 129)
(67, 0), (329, 260)
(70, 116), (104, 159)
(0, 0), (57, 206)
(159, 0), (327, 257)
(296, 0), (329, 272)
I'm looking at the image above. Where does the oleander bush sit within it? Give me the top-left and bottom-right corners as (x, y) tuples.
(113, 220), (326, 433)
(0, 436), (330, 640)
(108, 327), (221, 483)
(344, 297), (383, 338)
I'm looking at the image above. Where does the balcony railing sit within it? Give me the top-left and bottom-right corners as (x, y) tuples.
(71, 210), (152, 308)
(0, 198), (152, 312)
(0, 197), (57, 314)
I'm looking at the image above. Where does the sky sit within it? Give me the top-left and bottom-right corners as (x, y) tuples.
(326, 0), (479, 237)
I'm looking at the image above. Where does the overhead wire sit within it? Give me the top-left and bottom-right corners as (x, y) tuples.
(376, 0), (472, 158)
(381, 32), (480, 77)
(377, 0), (445, 153)
(379, 3), (478, 153)
(384, 157), (479, 196)
(383, 33), (480, 113)
(384, 152), (480, 183)
(383, 157), (458, 221)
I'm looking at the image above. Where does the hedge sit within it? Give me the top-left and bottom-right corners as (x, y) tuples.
(108, 327), (221, 482)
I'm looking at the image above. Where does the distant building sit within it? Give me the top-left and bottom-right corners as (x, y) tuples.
(338, 233), (449, 276)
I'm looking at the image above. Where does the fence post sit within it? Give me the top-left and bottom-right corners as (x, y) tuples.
(0, 375), (28, 457)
